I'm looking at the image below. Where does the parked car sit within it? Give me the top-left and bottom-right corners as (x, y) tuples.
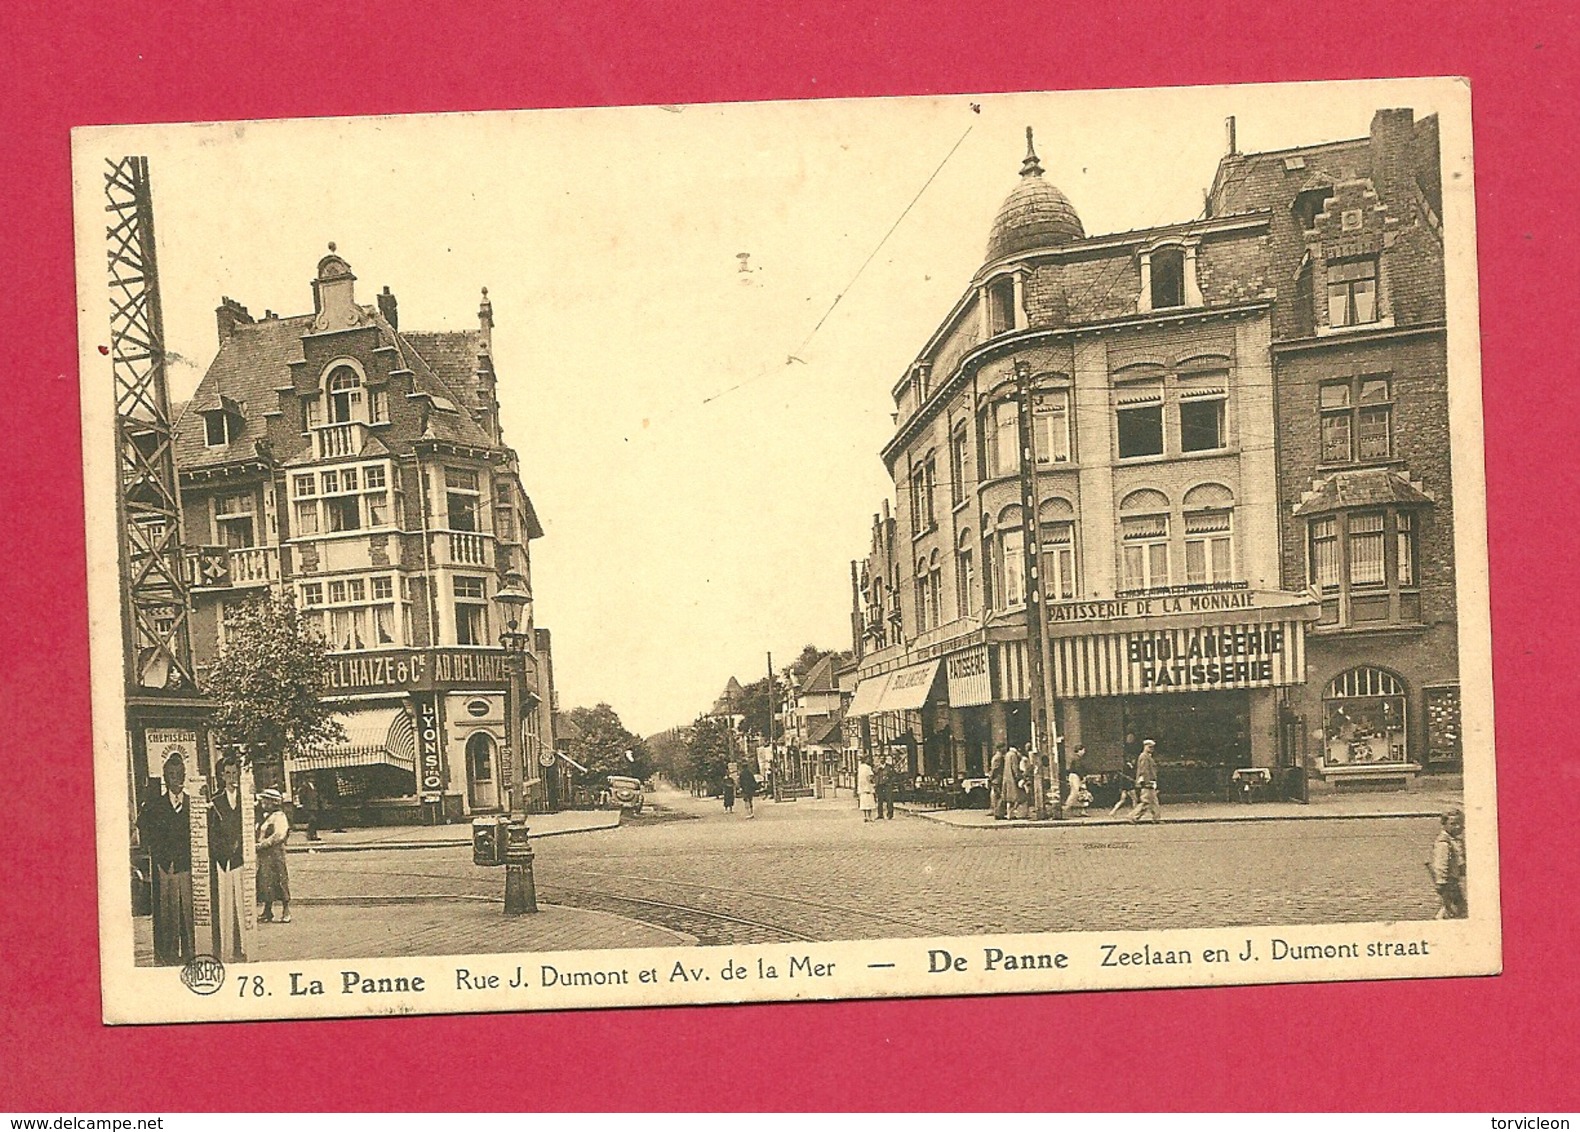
(606, 775), (645, 814)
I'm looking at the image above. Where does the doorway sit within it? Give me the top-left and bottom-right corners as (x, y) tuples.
(465, 731), (499, 811)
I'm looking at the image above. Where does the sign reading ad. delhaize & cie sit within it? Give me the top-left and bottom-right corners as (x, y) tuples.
(325, 648), (512, 694)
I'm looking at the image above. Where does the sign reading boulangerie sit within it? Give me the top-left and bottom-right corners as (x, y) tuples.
(78, 80), (1498, 1026)
(1050, 621), (1307, 698)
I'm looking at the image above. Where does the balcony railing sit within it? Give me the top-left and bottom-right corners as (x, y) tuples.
(188, 545), (280, 589)
(446, 530), (489, 565)
(314, 421), (366, 459)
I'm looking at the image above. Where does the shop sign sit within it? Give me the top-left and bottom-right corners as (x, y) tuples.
(1049, 589), (1260, 625)
(945, 647), (992, 708)
(1129, 625), (1285, 690)
(144, 727), (198, 781)
(1050, 620), (1306, 698)
(326, 648), (512, 694)
(416, 697), (444, 798)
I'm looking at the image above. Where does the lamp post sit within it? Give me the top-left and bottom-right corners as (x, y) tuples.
(494, 573), (538, 914)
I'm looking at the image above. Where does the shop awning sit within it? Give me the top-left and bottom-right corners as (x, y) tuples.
(882, 659), (942, 712)
(287, 708), (416, 774)
(845, 672), (892, 717)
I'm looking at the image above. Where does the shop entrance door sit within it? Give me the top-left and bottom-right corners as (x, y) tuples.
(466, 732), (499, 811)
(1121, 691), (1250, 799)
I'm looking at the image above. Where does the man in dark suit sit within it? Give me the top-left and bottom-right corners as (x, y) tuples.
(209, 757), (247, 960)
(135, 753), (195, 965)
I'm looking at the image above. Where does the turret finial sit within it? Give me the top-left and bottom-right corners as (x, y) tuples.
(1021, 127), (1043, 178)
(328, 241), (337, 253)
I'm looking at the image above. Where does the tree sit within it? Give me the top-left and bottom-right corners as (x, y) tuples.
(204, 591), (344, 785)
(646, 726), (691, 789)
(686, 715), (734, 794)
(561, 703), (650, 785)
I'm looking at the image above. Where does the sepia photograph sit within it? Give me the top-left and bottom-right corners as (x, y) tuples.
(74, 77), (1498, 1024)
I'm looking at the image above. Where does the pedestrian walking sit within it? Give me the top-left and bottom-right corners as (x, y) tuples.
(1065, 745), (1089, 818)
(857, 756), (877, 822)
(1003, 744), (1025, 820)
(296, 774), (321, 842)
(1108, 754), (1138, 816)
(1128, 739), (1162, 823)
(989, 745), (1007, 820)
(209, 756), (248, 960)
(721, 774), (736, 813)
(255, 788), (292, 924)
(875, 755), (897, 819)
(1428, 807), (1467, 919)
(135, 752), (195, 966)
(738, 763), (758, 818)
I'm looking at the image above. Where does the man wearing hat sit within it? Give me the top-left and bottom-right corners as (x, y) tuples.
(209, 756), (248, 960)
(255, 788), (292, 924)
(135, 752), (196, 965)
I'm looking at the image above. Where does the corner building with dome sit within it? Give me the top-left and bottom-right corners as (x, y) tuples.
(849, 110), (1456, 802)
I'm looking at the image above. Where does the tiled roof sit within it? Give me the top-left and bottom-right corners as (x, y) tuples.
(1294, 468), (1435, 516)
(173, 314), (315, 471)
(709, 676), (745, 716)
(173, 309), (498, 470)
(403, 330), (486, 410)
(799, 653), (837, 695)
(806, 716), (844, 747)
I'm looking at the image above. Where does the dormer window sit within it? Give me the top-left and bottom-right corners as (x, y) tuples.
(1150, 247), (1185, 309)
(1137, 241), (1201, 314)
(986, 275), (1019, 336)
(203, 410), (231, 448)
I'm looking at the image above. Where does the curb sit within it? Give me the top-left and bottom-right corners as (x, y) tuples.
(905, 807), (1446, 830)
(286, 817), (622, 854)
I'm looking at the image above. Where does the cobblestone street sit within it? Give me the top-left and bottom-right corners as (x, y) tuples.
(136, 785), (1453, 961)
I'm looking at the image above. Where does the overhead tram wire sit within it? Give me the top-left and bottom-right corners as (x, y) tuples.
(698, 117), (978, 409)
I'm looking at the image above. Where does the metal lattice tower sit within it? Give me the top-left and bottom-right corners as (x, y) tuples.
(107, 156), (197, 691)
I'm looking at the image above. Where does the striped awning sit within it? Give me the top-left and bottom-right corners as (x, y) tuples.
(1050, 619), (1308, 698)
(846, 672), (892, 717)
(287, 708), (416, 774)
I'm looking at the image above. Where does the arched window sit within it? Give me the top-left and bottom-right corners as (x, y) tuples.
(1323, 667), (1409, 767)
(1038, 497), (1077, 600)
(1120, 489), (1171, 592)
(1183, 483), (1235, 586)
(466, 731), (496, 783)
(956, 529), (975, 618)
(326, 365), (364, 424)
(996, 504), (1025, 610)
(928, 550), (943, 629)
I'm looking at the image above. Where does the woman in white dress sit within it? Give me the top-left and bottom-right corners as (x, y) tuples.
(856, 756), (877, 822)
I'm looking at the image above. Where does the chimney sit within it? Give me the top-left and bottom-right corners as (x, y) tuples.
(377, 285), (399, 330)
(850, 559), (864, 660)
(216, 296), (254, 344)
(1225, 115), (1237, 156)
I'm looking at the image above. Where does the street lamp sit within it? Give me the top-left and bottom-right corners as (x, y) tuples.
(494, 572), (538, 914)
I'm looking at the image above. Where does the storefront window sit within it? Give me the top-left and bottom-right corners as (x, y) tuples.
(1323, 666), (1408, 766)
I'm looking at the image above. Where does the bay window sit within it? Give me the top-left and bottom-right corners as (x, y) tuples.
(1306, 507), (1422, 628)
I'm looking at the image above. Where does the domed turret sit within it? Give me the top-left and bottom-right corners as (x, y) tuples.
(985, 128), (1085, 262)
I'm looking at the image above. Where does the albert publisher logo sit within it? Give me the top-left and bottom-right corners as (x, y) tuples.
(181, 954), (226, 995)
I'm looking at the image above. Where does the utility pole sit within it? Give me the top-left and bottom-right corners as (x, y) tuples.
(1014, 360), (1061, 819)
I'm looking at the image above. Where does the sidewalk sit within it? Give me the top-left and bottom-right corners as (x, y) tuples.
(286, 808), (620, 853)
(134, 897), (692, 965)
(905, 779), (1464, 829)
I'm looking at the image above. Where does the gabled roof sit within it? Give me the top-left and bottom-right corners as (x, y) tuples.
(173, 307), (499, 471)
(173, 314), (315, 471)
(709, 676), (746, 716)
(799, 653), (838, 696)
(806, 716), (844, 747)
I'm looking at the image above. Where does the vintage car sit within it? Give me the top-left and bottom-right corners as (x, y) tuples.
(606, 775), (645, 814)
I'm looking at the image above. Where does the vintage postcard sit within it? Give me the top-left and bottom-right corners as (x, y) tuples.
(75, 77), (1498, 1024)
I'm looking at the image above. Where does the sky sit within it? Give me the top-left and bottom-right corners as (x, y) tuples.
(73, 79), (1453, 735)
